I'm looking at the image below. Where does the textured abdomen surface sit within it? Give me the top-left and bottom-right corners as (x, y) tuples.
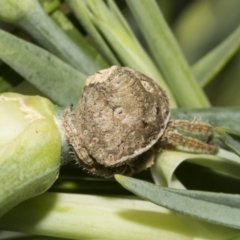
(75, 66), (170, 167)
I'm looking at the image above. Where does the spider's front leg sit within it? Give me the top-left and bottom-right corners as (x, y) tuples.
(158, 119), (218, 154)
(168, 119), (214, 141)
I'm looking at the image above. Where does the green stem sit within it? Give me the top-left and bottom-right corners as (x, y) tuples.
(0, 192), (195, 239)
(2, 0), (107, 74)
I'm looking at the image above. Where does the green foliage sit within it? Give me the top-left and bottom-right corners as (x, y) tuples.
(115, 175), (240, 229)
(0, 0), (239, 239)
(192, 26), (240, 87)
(216, 128), (240, 157)
(0, 29), (85, 106)
(127, 0), (210, 107)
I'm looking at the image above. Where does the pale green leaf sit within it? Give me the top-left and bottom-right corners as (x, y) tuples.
(173, 0), (240, 63)
(126, 0), (210, 108)
(192, 25), (240, 87)
(152, 149), (240, 189)
(153, 107), (240, 191)
(115, 175), (240, 230)
(107, 0), (137, 39)
(0, 192), (195, 240)
(171, 107), (240, 150)
(66, 0), (120, 65)
(215, 127), (240, 157)
(84, 0), (177, 107)
(0, 0), (106, 74)
(0, 29), (85, 106)
(39, 0), (61, 14)
(171, 107), (240, 131)
(50, 9), (109, 70)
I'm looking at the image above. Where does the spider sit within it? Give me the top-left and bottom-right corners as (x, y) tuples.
(63, 66), (218, 178)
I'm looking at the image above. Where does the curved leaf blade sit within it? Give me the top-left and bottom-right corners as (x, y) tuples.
(126, 0), (210, 108)
(216, 127), (240, 157)
(152, 149), (240, 189)
(115, 175), (240, 230)
(0, 0), (108, 74)
(80, 0), (178, 107)
(171, 107), (240, 149)
(192, 25), (240, 87)
(66, 0), (120, 65)
(171, 107), (240, 131)
(0, 29), (85, 107)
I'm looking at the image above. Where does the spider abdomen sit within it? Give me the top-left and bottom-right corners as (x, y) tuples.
(75, 66), (170, 167)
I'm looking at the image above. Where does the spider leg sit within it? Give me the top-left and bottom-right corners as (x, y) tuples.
(157, 119), (218, 154)
(160, 128), (218, 154)
(168, 119), (214, 137)
(63, 106), (93, 165)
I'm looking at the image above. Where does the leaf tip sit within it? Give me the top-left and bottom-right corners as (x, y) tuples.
(114, 174), (122, 182)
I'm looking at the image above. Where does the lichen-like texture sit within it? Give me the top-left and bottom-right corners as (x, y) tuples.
(64, 66), (170, 177)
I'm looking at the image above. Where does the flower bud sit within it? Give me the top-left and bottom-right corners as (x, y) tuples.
(0, 92), (63, 217)
(0, 0), (36, 23)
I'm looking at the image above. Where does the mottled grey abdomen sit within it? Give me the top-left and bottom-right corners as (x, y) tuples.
(75, 66), (170, 167)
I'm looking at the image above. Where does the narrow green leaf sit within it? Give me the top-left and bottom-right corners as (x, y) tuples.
(83, 0), (177, 107)
(173, 0), (240, 64)
(152, 149), (240, 189)
(171, 107), (240, 149)
(0, 0), (35, 23)
(66, 0), (120, 65)
(86, 0), (108, 20)
(107, 0), (137, 40)
(126, 0), (210, 108)
(0, 29), (85, 107)
(166, 188), (240, 208)
(192, 25), (240, 87)
(50, 9), (109, 70)
(215, 127), (240, 157)
(115, 175), (240, 230)
(39, 0), (61, 14)
(0, 0), (106, 74)
(171, 107), (240, 131)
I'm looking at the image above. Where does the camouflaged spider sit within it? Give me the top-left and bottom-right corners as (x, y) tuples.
(63, 66), (218, 178)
